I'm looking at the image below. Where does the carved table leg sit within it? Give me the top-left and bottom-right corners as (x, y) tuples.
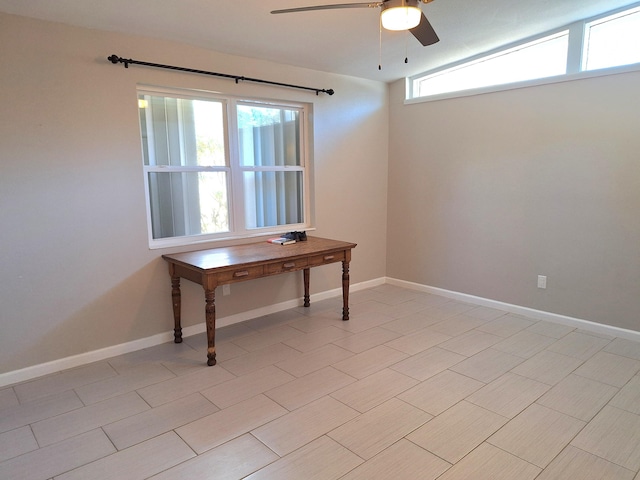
(303, 268), (310, 307)
(171, 275), (183, 343)
(205, 288), (216, 366)
(342, 260), (350, 320)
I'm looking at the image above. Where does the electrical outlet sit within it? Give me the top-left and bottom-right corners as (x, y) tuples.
(222, 284), (231, 296)
(537, 275), (547, 289)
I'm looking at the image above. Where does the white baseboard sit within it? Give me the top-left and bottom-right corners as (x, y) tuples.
(0, 330), (174, 389)
(386, 277), (640, 343)
(180, 277), (385, 338)
(0, 277), (386, 388)
(4, 276), (635, 388)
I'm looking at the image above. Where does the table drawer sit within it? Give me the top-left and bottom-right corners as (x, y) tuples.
(218, 265), (264, 283)
(266, 258), (309, 274)
(308, 251), (345, 266)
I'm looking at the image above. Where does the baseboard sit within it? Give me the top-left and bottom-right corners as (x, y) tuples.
(181, 276), (385, 337)
(0, 330), (174, 389)
(0, 277), (386, 388)
(7, 275), (634, 388)
(386, 277), (640, 343)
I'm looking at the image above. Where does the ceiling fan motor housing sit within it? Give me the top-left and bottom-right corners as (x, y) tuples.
(381, 0), (421, 31)
(271, 0), (438, 47)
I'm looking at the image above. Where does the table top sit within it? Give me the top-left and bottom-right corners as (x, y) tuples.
(162, 236), (357, 272)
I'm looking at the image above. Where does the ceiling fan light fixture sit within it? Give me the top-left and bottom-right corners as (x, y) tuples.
(380, 0), (422, 31)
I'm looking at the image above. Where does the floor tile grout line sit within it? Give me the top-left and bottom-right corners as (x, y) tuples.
(565, 443), (639, 476)
(474, 440), (546, 475)
(2, 287), (640, 479)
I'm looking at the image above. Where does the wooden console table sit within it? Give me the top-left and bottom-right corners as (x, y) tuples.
(162, 236), (356, 366)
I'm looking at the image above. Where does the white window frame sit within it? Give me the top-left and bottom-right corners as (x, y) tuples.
(407, 2), (640, 103)
(138, 85), (314, 249)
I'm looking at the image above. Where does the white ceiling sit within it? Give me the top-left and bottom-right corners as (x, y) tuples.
(0, 0), (636, 83)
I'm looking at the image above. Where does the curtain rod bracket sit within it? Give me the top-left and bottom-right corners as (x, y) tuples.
(107, 54), (334, 96)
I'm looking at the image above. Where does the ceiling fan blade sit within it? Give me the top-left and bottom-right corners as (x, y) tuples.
(271, 2), (382, 14)
(410, 12), (439, 46)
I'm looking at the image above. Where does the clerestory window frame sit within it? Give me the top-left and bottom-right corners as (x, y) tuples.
(408, 2), (640, 102)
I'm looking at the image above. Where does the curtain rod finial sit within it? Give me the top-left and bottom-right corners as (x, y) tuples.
(107, 55), (131, 68)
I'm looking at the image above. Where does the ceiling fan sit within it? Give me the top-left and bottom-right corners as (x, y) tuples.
(271, 0), (439, 47)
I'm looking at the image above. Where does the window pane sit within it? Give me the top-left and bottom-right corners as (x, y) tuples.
(148, 171), (229, 239)
(584, 7), (640, 70)
(139, 95), (226, 167)
(237, 105), (301, 167)
(243, 171), (303, 229)
(414, 31), (569, 98)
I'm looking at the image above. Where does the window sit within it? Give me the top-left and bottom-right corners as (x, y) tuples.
(413, 31), (569, 98)
(138, 87), (312, 248)
(583, 5), (640, 71)
(409, 3), (640, 100)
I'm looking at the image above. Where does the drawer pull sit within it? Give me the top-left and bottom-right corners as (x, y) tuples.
(323, 255), (335, 261)
(233, 271), (250, 277)
(283, 262), (296, 269)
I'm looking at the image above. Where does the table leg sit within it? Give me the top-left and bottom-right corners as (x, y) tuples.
(205, 288), (216, 366)
(170, 275), (183, 343)
(342, 260), (350, 320)
(303, 268), (310, 307)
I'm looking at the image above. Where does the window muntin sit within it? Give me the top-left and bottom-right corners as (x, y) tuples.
(414, 32), (569, 98)
(583, 6), (640, 71)
(138, 88), (311, 247)
(410, 3), (640, 100)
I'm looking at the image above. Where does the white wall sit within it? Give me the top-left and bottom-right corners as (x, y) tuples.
(387, 73), (640, 332)
(0, 13), (389, 374)
(5, 10), (638, 378)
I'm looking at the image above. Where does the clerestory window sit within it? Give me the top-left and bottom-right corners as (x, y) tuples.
(412, 31), (569, 99)
(409, 3), (640, 101)
(583, 5), (640, 71)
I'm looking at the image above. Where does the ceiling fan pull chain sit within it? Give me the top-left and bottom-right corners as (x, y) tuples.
(405, 30), (409, 63)
(378, 14), (383, 70)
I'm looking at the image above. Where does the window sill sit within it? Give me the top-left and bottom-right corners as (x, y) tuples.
(148, 227), (316, 250)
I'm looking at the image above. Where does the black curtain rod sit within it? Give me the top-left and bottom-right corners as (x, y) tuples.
(107, 55), (334, 96)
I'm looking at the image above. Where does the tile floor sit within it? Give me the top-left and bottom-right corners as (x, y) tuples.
(2, 284), (640, 479)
